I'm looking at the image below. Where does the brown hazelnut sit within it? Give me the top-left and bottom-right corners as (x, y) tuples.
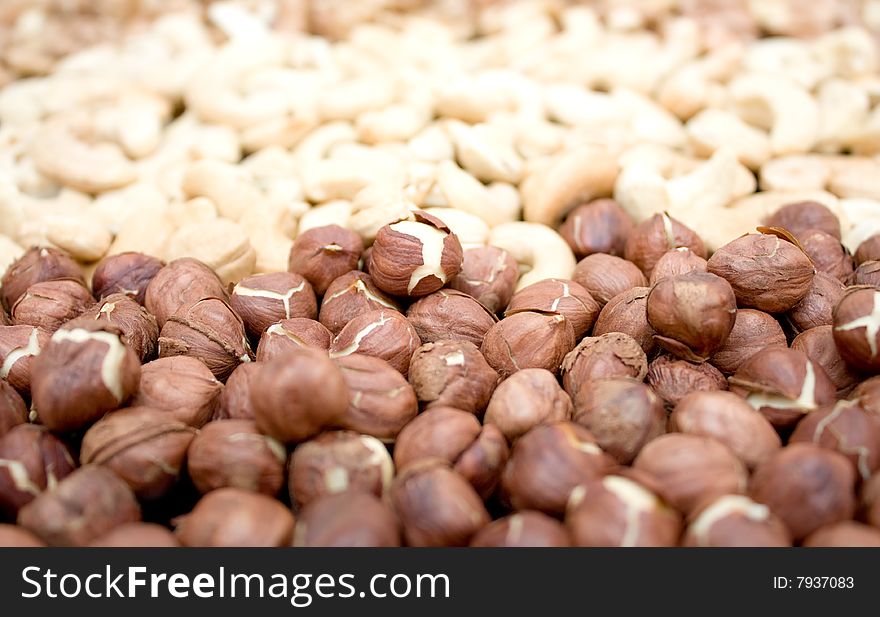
(729, 347), (836, 429)
(784, 271), (845, 334)
(633, 434), (747, 515)
(0, 325), (50, 396)
(389, 459), (490, 547)
(0, 380), (27, 437)
(647, 355), (728, 408)
(408, 340), (499, 414)
(1, 246), (85, 311)
(751, 443), (856, 541)
(329, 309), (420, 376)
(682, 494), (791, 547)
(764, 201), (841, 240)
(855, 234), (880, 265)
(17, 465), (141, 546)
(174, 487), (294, 547)
(471, 511), (570, 547)
(670, 391), (781, 469)
(833, 286), (880, 372)
(318, 271), (401, 334)
(853, 260), (880, 287)
(501, 422), (614, 515)
(289, 431), (392, 508)
(648, 247), (709, 286)
(393, 407), (509, 499)
(481, 311), (576, 378)
(850, 375), (880, 420)
(187, 419), (286, 496)
(711, 309), (787, 374)
(505, 278), (599, 338)
(251, 348), (350, 443)
(288, 224), (364, 296)
(561, 333), (648, 400)
(0, 424), (75, 518)
(230, 272), (317, 338)
(572, 253), (647, 308)
(863, 473), (880, 528)
(88, 522), (180, 547)
(707, 230), (815, 313)
(0, 524), (46, 546)
(76, 293), (159, 361)
(624, 212), (706, 277)
(255, 318), (332, 361)
(31, 322), (141, 432)
(158, 297), (253, 381)
(11, 279), (94, 333)
(797, 229), (854, 283)
(213, 362), (259, 421)
(572, 378), (665, 465)
(647, 272), (737, 362)
(333, 354), (418, 440)
(144, 257), (227, 327)
(293, 491), (401, 547)
(133, 356), (223, 427)
(558, 198), (634, 259)
(91, 252), (164, 305)
(484, 368), (572, 441)
(791, 325), (862, 396)
(406, 289), (497, 346)
(566, 475), (682, 547)
(803, 521), (880, 547)
(592, 287), (655, 354)
(369, 212), (463, 298)
(448, 246), (518, 313)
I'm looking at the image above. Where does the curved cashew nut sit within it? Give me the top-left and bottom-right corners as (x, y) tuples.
(0, 235), (24, 277)
(656, 42), (744, 120)
(422, 207), (490, 249)
(298, 200), (352, 235)
(239, 200), (301, 273)
(347, 187), (417, 243)
(488, 222), (576, 291)
(686, 109), (772, 170)
(445, 120), (524, 184)
(164, 218), (256, 285)
(840, 198), (880, 253)
(436, 160), (518, 227)
(182, 159), (262, 221)
(815, 78), (870, 150)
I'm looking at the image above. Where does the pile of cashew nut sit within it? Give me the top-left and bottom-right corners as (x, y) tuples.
(1, 0), (880, 288)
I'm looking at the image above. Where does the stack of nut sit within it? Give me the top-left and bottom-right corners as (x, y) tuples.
(2, 197), (880, 548)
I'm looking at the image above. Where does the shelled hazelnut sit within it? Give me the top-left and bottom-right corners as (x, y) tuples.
(864, 473), (880, 528)
(406, 289), (497, 347)
(833, 287), (880, 372)
(144, 258), (227, 327)
(558, 198), (634, 259)
(471, 511), (570, 547)
(751, 443), (856, 541)
(213, 362), (259, 420)
(648, 247), (708, 286)
(572, 253), (647, 307)
(566, 474), (682, 547)
(0, 325), (50, 396)
(855, 235), (880, 265)
(561, 334), (648, 400)
(484, 368), (572, 441)
(77, 293), (159, 361)
(0, 380), (27, 437)
(784, 272), (845, 335)
(408, 340), (498, 415)
(764, 201), (841, 240)
(230, 272), (317, 338)
(448, 246), (518, 313)
(293, 492), (401, 547)
(318, 271), (400, 335)
(89, 522), (180, 547)
(791, 326), (862, 396)
(850, 376), (880, 420)
(796, 229), (854, 284)
(329, 309), (420, 376)
(255, 318), (332, 361)
(10, 279), (95, 333)
(854, 261), (880, 287)
(288, 225), (364, 296)
(0, 247), (85, 311)
(710, 309), (787, 374)
(646, 355), (727, 408)
(91, 252), (164, 305)
(506, 279), (599, 338)
(682, 495), (791, 547)
(481, 311), (575, 378)
(592, 287), (655, 354)
(133, 356), (222, 427)
(803, 521), (880, 547)
(0, 524), (46, 547)
(624, 212), (706, 277)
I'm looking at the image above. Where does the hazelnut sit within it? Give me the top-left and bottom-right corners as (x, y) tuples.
(288, 225), (364, 296)
(784, 271), (845, 335)
(187, 419), (287, 496)
(711, 309), (787, 374)
(408, 340), (499, 414)
(0, 325), (50, 396)
(0, 380), (27, 437)
(566, 475), (682, 547)
(863, 473), (880, 528)
(133, 356), (223, 427)
(448, 246), (518, 313)
(174, 487), (294, 547)
(255, 318), (332, 361)
(329, 309), (420, 376)
(706, 230), (815, 313)
(406, 289), (497, 347)
(393, 407), (509, 499)
(850, 375), (880, 420)
(854, 260), (880, 287)
(647, 355), (728, 408)
(289, 431), (393, 508)
(91, 252), (164, 305)
(791, 325), (862, 396)
(729, 347), (836, 429)
(558, 198), (634, 259)
(89, 522), (180, 547)
(481, 311), (576, 378)
(251, 348), (350, 443)
(144, 257), (227, 327)
(31, 322), (141, 432)
(213, 362), (259, 421)
(318, 271), (401, 335)
(561, 333), (647, 400)
(369, 211), (463, 298)
(797, 229), (854, 284)
(158, 297), (253, 381)
(389, 459), (490, 547)
(17, 465), (141, 547)
(505, 278), (599, 338)
(1, 246), (85, 311)
(633, 434), (747, 515)
(0, 524), (45, 547)
(11, 279), (94, 333)
(572, 253), (647, 308)
(484, 368), (572, 441)
(502, 422), (614, 515)
(572, 378), (666, 465)
(803, 521), (880, 547)
(647, 272), (737, 362)
(763, 201), (841, 240)
(0, 425), (76, 518)
(790, 400), (880, 481)
(624, 212), (706, 277)
(855, 234), (880, 265)
(833, 287), (880, 372)
(670, 391), (781, 470)
(471, 511), (570, 547)
(76, 293), (160, 361)
(648, 247), (708, 286)
(592, 287), (655, 354)
(682, 495), (791, 547)
(751, 443), (856, 541)
(293, 492), (401, 547)
(230, 272), (317, 338)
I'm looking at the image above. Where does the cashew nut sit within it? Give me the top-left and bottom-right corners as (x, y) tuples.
(488, 222), (577, 290)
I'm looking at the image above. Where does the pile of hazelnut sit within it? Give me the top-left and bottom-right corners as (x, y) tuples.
(2, 201), (880, 548)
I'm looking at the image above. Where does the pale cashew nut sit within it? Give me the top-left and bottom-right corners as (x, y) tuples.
(357, 103), (431, 145)
(815, 78), (871, 150)
(686, 109), (772, 170)
(655, 42), (744, 120)
(488, 222), (577, 291)
(44, 214), (112, 263)
(435, 160), (518, 228)
(182, 159), (262, 221)
(760, 155), (831, 192)
(827, 159), (880, 201)
(0, 235), (25, 277)
(239, 200), (300, 273)
(840, 198), (880, 252)
(318, 77), (397, 122)
(347, 187), (416, 243)
(421, 208), (490, 250)
(298, 200), (353, 234)
(407, 124), (455, 163)
(445, 120), (524, 184)
(89, 183), (169, 235)
(164, 218), (256, 286)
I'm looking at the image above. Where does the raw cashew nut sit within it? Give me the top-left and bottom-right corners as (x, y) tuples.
(347, 186), (416, 243)
(182, 159), (262, 221)
(298, 201), (352, 234)
(239, 201), (299, 273)
(488, 222), (576, 290)
(686, 109), (772, 169)
(45, 214), (112, 262)
(436, 160), (518, 227)
(164, 219), (256, 285)
(445, 120), (524, 184)
(840, 198), (880, 252)
(0, 235), (25, 277)
(422, 208), (490, 249)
